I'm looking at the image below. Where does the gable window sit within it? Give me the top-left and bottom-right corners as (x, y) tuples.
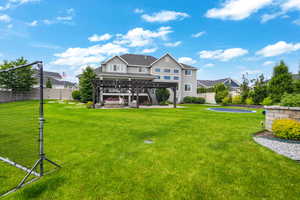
(156, 75), (161, 79)
(155, 68), (160, 72)
(164, 76), (171, 80)
(113, 65), (117, 71)
(174, 69), (179, 73)
(164, 69), (171, 73)
(138, 68), (143, 73)
(185, 70), (192, 76)
(174, 76), (179, 80)
(184, 84), (191, 92)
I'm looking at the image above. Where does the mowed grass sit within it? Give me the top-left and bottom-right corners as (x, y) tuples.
(0, 101), (300, 200)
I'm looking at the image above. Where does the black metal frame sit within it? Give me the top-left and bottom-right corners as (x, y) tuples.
(92, 79), (178, 108)
(0, 61), (60, 195)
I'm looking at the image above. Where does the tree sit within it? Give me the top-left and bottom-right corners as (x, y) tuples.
(293, 71), (300, 94)
(155, 88), (170, 103)
(252, 74), (268, 104)
(268, 61), (293, 102)
(79, 66), (96, 102)
(46, 78), (52, 88)
(0, 57), (36, 93)
(214, 83), (229, 104)
(240, 74), (250, 103)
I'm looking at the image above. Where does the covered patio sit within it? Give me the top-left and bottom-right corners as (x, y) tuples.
(92, 79), (178, 108)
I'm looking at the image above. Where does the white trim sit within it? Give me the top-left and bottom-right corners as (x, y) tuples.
(184, 69), (192, 76)
(102, 55), (128, 65)
(150, 53), (185, 69)
(184, 83), (192, 92)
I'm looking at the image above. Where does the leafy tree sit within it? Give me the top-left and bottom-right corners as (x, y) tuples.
(293, 71), (300, 94)
(252, 74), (268, 104)
(0, 57), (36, 93)
(155, 88), (170, 103)
(214, 83), (229, 104)
(268, 61), (293, 102)
(46, 78), (52, 88)
(79, 66), (96, 102)
(240, 74), (250, 103)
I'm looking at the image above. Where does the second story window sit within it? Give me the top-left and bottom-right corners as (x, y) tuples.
(113, 65), (117, 71)
(174, 76), (179, 80)
(185, 70), (192, 76)
(164, 76), (171, 80)
(174, 69), (179, 73)
(139, 68), (143, 73)
(164, 69), (171, 73)
(184, 84), (191, 91)
(155, 68), (160, 72)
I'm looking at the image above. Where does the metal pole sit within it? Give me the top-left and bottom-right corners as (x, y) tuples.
(173, 88), (177, 108)
(38, 62), (45, 176)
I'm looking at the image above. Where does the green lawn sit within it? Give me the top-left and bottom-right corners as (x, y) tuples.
(1, 101), (300, 200)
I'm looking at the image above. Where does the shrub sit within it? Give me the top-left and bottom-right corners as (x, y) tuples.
(262, 97), (273, 106)
(245, 97), (254, 105)
(221, 96), (231, 106)
(194, 97), (205, 104)
(232, 95), (242, 104)
(214, 83), (229, 104)
(156, 88), (170, 103)
(183, 96), (205, 104)
(159, 101), (169, 106)
(281, 93), (300, 107)
(72, 90), (81, 101)
(272, 119), (300, 140)
(183, 96), (194, 103)
(86, 101), (94, 109)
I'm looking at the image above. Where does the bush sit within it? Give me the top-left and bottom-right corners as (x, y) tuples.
(156, 88), (170, 103)
(262, 97), (273, 106)
(197, 87), (214, 93)
(245, 97), (254, 105)
(194, 97), (205, 104)
(159, 101), (169, 106)
(183, 96), (205, 104)
(232, 95), (242, 104)
(281, 93), (300, 107)
(272, 119), (300, 140)
(221, 96), (231, 106)
(86, 101), (94, 109)
(72, 90), (81, 101)
(214, 83), (229, 104)
(183, 96), (194, 103)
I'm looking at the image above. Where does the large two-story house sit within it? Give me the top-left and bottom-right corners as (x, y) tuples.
(94, 53), (198, 104)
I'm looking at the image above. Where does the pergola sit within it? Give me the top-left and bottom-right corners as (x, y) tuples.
(92, 79), (178, 108)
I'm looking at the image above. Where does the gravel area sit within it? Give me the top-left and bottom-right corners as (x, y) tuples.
(254, 134), (300, 161)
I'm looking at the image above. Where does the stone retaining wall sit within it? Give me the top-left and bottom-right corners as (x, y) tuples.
(265, 106), (300, 131)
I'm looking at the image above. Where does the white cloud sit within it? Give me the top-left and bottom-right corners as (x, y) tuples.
(178, 57), (197, 65)
(27, 20), (38, 26)
(7, 24), (13, 28)
(192, 31), (206, 38)
(164, 41), (181, 47)
(199, 48), (248, 61)
(43, 8), (75, 25)
(134, 8), (144, 14)
(0, 0), (39, 11)
(205, 0), (272, 20)
(263, 61), (275, 66)
(0, 14), (11, 23)
(88, 33), (112, 42)
(261, 12), (284, 23)
(281, 0), (300, 11)
(241, 69), (262, 75)
(293, 19), (300, 25)
(142, 10), (189, 23)
(115, 26), (173, 47)
(142, 48), (157, 53)
(31, 43), (61, 50)
(52, 43), (128, 66)
(204, 63), (215, 68)
(256, 41), (300, 57)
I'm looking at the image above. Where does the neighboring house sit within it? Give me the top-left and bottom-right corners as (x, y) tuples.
(33, 70), (76, 89)
(94, 53), (198, 103)
(197, 78), (240, 91)
(293, 74), (300, 80)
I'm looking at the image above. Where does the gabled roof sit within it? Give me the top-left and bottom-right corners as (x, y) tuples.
(198, 78), (240, 88)
(33, 69), (62, 79)
(120, 54), (157, 66)
(180, 63), (197, 70)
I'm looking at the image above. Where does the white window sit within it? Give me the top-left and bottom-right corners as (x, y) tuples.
(174, 69), (179, 73)
(113, 65), (117, 71)
(185, 70), (192, 76)
(164, 76), (171, 80)
(174, 76), (179, 80)
(155, 68), (160, 72)
(184, 84), (191, 92)
(164, 69), (171, 73)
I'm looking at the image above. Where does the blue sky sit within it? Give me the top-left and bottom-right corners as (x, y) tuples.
(0, 0), (300, 82)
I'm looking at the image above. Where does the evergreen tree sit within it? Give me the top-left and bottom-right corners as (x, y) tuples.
(0, 57), (36, 93)
(268, 61), (293, 102)
(79, 66), (96, 102)
(46, 78), (52, 88)
(252, 74), (268, 104)
(240, 74), (250, 103)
